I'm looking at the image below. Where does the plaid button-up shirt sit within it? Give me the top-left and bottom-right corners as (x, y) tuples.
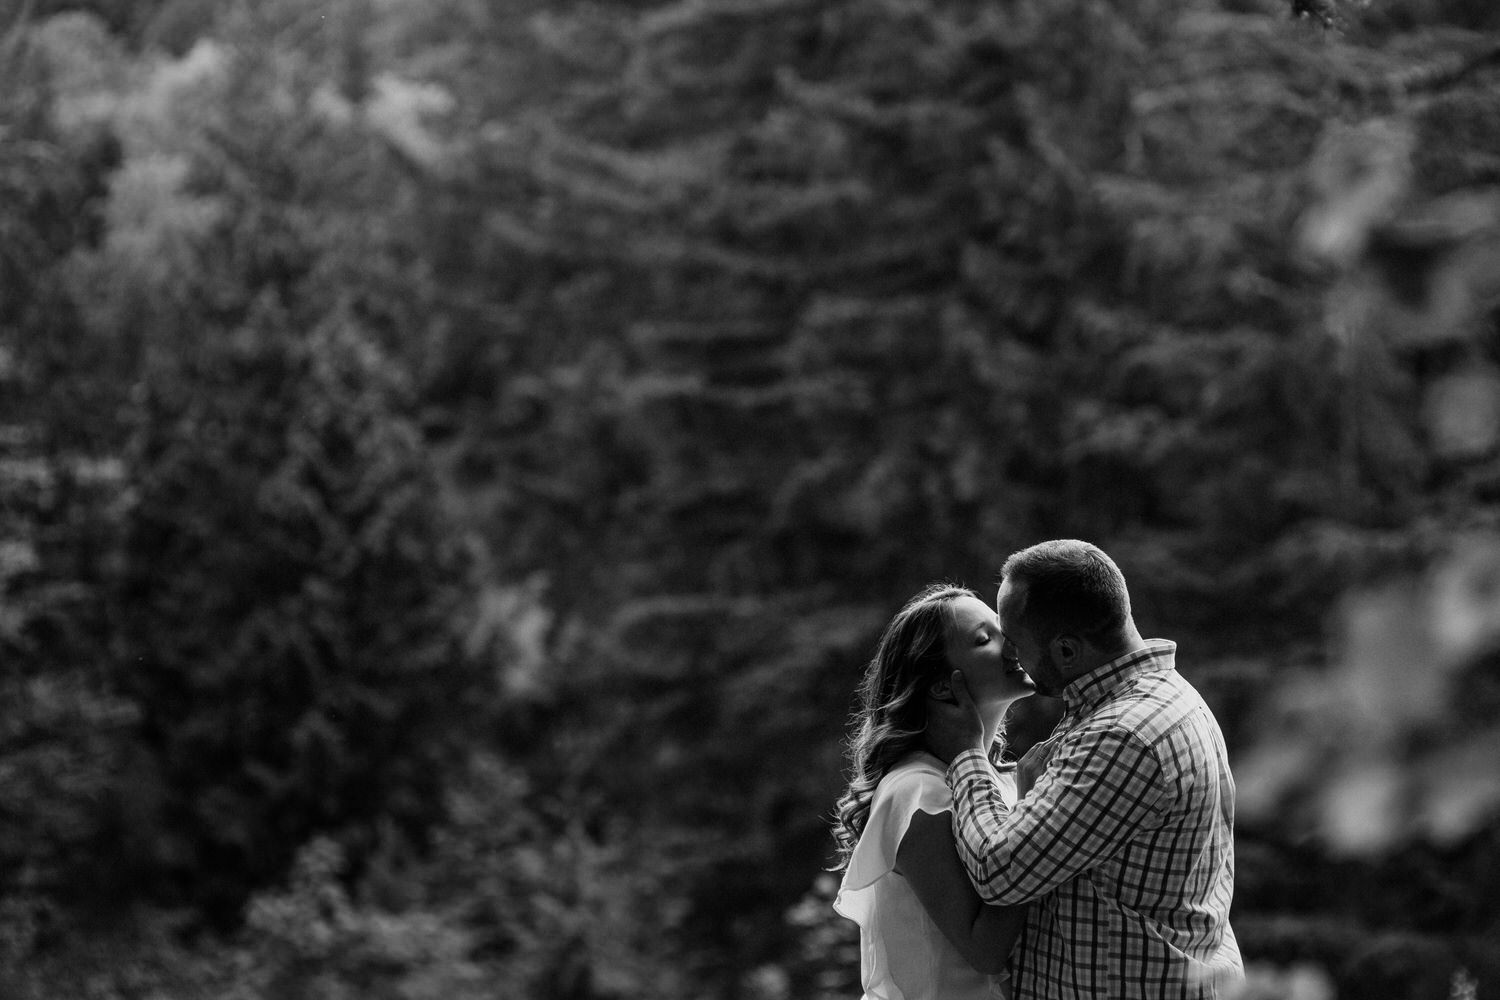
(947, 640), (1243, 999)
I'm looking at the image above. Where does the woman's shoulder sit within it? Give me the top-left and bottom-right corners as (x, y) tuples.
(875, 751), (948, 798)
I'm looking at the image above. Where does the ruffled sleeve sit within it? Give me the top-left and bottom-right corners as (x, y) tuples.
(837, 757), (953, 898)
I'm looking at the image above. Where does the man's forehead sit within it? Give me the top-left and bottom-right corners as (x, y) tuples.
(995, 579), (1028, 623)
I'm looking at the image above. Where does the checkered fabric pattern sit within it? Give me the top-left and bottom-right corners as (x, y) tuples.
(947, 640), (1243, 999)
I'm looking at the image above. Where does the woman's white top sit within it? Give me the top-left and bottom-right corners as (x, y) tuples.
(834, 752), (1012, 1000)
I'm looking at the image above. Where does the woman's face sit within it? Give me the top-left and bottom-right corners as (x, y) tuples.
(942, 594), (1036, 707)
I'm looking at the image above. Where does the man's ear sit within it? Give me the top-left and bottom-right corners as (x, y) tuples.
(1050, 634), (1080, 667)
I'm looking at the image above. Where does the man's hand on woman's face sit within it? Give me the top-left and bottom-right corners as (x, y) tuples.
(925, 669), (987, 765)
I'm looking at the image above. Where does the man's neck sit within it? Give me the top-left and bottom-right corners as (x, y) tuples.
(1066, 634), (1148, 688)
(1093, 630), (1147, 667)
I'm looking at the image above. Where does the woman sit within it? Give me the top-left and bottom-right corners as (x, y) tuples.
(832, 583), (1037, 1000)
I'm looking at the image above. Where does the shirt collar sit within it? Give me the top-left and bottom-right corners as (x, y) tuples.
(1061, 638), (1177, 717)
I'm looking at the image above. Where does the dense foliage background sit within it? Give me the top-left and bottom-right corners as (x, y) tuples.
(2, 0), (1499, 997)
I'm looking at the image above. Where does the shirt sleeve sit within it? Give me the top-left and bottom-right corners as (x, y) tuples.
(946, 724), (1167, 905)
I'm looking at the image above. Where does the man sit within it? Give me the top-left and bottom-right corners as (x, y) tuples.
(927, 539), (1243, 999)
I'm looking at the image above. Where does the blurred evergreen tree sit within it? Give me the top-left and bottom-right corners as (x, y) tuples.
(458, 0), (1370, 658)
(108, 306), (488, 922)
(3, 1), (495, 927)
(0, 16), (135, 935)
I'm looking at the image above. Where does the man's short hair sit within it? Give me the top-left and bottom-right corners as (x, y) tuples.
(1001, 539), (1131, 647)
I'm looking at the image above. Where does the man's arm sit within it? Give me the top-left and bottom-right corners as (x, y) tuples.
(948, 725), (1166, 905)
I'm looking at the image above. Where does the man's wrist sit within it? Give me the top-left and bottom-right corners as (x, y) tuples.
(945, 746), (992, 779)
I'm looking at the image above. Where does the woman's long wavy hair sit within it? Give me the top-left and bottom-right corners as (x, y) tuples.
(832, 583), (978, 870)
